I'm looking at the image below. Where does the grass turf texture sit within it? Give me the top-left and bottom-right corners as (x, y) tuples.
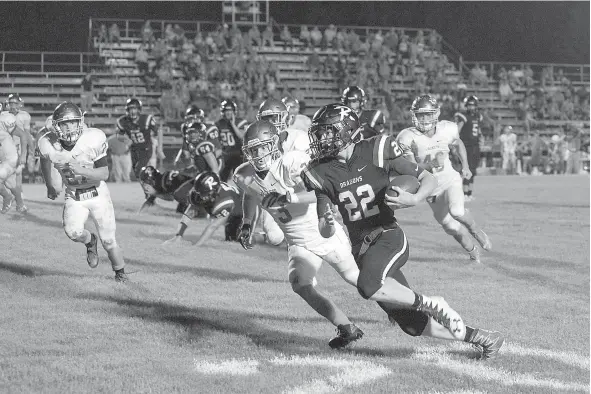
(0, 175), (589, 393)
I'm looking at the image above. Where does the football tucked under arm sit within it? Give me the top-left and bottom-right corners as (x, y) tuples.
(390, 155), (437, 203)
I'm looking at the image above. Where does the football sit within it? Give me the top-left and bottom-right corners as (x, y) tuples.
(386, 175), (420, 198)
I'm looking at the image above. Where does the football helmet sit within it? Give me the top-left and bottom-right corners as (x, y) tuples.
(125, 98), (142, 121)
(184, 121), (206, 147)
(340, 86), (367, 114)
(308, 103), (361, 160)
(52, 101), (84, 145)
(256, 99), (289, 133)
(220, 99), (237, 119)
(189, 172), (221, 205)
(139, 165), (162, 196)
(410, 94), (441, 134)
(184, 105), (205, 124)
(463, 95), (479, 115)
(242, 120), (281, 172)
(6, 93), (23, 115)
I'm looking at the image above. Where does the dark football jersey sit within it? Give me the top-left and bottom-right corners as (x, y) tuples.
(215, 118), (248, 155)
(302, 135), (423, 247)
(359, 109), (386, 139)
(199, 182), (242, 219)
(454, 112), (483, 147)
(189, 137), (223, 173)
(116, 114), (157, 150)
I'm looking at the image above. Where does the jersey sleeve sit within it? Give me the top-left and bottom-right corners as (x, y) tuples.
(88, 130), (108, 161)
(195, 140), (215, 155)
(454, 112), (467, 124)
(236, 118), (249, 131)
(116, 116), (127, 133)
(37, 134), (55, 160)
(395, 130), (416, 159)
(372, 135), (404, 168)
(281, 150), (311, 185)
(301, 165), (325, 193)
(390, 155), (424, 178)
(206, 124), (219, 140)
(369, 110), (386, 132)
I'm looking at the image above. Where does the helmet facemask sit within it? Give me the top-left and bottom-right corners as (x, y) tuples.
(412, 108), (440, 134)
(127, 105), (141, 121)
(187, 128), (202, 145)
(257, 111), (288, 133)
(309, 124), (348, 160)
(242, 135), (280, 172)
(54, 117), (84, 145)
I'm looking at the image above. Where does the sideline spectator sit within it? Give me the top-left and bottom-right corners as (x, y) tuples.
(498, 125), (518, 174)
(108, 23), (121, 44)
(80, 73), (94, 113)
(107, 133), (132, 182)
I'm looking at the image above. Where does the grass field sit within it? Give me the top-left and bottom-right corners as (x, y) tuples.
(0, 175), (589, 394)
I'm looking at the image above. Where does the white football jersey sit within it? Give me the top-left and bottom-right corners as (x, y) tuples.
(291, 114), (312, 133)
(38, 127), (108, 194)
(281, 127), (310, 154)
(396, 120), (461, 195)
(0, 111), (17, 138)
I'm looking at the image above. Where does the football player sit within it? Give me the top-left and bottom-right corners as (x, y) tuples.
(341, 85), (386, 139)
(0, 104), (22, 213)
(216, 99), (248, 182)
(37, 102), (128, 282)
(116, 98), (162, 178)
(257, 98), (309, 153)
(454, 95), (483, 201)
(300, 103), (504, 359)
(282, 96), (312, 133)
(137, 165), (197, 214)
(184, 120), (223, 175)
(234, 120), (364, 349)
(4, 94), (35, 212)
(164, 171), (252, 246)
(396, 95), (492, 263)
(175, 105), (218, 167)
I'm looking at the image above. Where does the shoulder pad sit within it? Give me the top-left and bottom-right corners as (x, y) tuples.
(233, 162), (256, 191)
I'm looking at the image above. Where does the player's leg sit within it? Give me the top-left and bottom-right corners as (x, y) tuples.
(0, 163), (16, 213)
(62, 196), (96, 266)
(428, 189), (479, 262)
(88, 183), (127, 281)
(122, 153), (132, 182)
(356, 227), (465, 339)
(319, 225), (359, 287)
(257, 207), (285, 246)
(288, 245), (363, 349)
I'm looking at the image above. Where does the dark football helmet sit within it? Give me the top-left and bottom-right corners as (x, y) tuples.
(463, 95), (479, 115)
(189, 171), (221, 205)
(308, 103), (361, 160)
(139, 165), (162, 196)
(242, 120), (281, 172)
(256, 98), (289, 132)
(410, 94), (441, 134)
(6, 93), (23, 115)
(126, 98), (142, 121)
(340, 86), (367, 114)
(184, 105), (205, 124)
(220, 99), (237, 119)
(52, 101), (84, 145)
(184, 121), (206, 147)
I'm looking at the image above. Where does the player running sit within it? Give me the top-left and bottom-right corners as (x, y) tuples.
(37, 102), (128, 282)
(396, 95), (492, 263)
(300, 103), (504, 359)
(234, 120), (363, 349)
(341, 85), (386, 139)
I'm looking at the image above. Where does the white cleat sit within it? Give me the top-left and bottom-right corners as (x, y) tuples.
(419, 296), (466, 340)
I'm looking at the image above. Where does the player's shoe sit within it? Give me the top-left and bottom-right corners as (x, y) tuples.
(464, 195), (473, 202)
(418, 296), (465, 340)
(468, 246), (481, 264)
(328, 324), (364, 349)
(471, 230), (492, 251)
(1, 196), (13, 214)
(16, 204), (28, 213)
(468, 329), (505, 360)
(86, 234), (99, 268)
(114, 268), (128, 283)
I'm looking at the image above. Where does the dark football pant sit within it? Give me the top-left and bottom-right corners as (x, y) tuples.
(225, 214), (242, 241)
(131, 147), (153, 179)
(463, 145), (480, 186)
(220, 153), (244, 183)
(354, 226), (429, 337)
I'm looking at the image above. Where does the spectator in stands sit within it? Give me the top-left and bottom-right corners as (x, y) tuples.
(299, 25), (311, 50)
(384, 28), (399, 53)
(108, 23), (121, 44)
(564, 124), (583, 174)
(248, 25), (262, 48)
(398, 33), (409, 58)
(280, 26), (295, 51)
(141, 20), (155, 48)
(306, 48), (322, 79)
(107, 133), (132, 182)
(151, 38), (168, 68)
(135, 44), (149, 75)
(523, 65), (535, 87)
(527, 129), (547, 175)
(499, 77), (515, 106)
(508, 67), (523, 89)
(97, 24), (109, 45)
(348, 30), (362, 55)
(261, 25), (275, 48)
(172, 24), (186, 49)
(324, 24), (337, 49)
(334, 28), (346, 51)
(80, 73), (94, 113)
(310, 26), (323, 48)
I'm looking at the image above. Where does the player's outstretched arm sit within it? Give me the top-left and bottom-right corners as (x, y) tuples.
(450, 138), (472, 179)
(203, 151), (220, 174)
(137, 195), (157, 215)
(164, 206), (194, 245)
(195, 216), (227, 246)
(39, 157), (59, 200)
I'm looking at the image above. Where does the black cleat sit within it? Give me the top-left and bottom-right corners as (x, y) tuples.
(86, 234), (99, 268)
(328, 324), (364, 349)
(114, 268), (128, 283)
(469, 329), (506, 360)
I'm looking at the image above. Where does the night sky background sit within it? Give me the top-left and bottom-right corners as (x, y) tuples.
(1, 1), (589, 64)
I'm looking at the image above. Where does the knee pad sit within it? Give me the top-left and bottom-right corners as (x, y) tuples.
(389, 309), (429, 337)
(101, 237), (118, 250)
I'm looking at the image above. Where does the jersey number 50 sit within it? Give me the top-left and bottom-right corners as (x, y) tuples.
(338, 184), (379, 222)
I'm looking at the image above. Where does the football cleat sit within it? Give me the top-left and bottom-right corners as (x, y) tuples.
(1, 196), (14, 214)
(86, 233), (99, 268)
(418, 296), (465, 340)
(468, 246), (481, 264)
(471, 230), (492, 251)
(328, 324), (364, 349)
(114, 268), (128, 283)
(468, 329), (505, 360)
(15, 204), (28, 214)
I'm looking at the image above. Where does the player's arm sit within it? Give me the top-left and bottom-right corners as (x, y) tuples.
(230, 118), (248, 140)
(450, 137), (472, 178)
(395, 132), (418, 163)
(164, 205), (195, 245)
(148, 115), (165, 158)
(316, 192), (335, 238)
(370, 110), (386, 134)
(197, 141), (220, 174)
(454, 112), (466, 132)
(137, 195), (157, 214)
(37, 136), (60, 199)
(195, 216), (228, 246)
(237, 191), (260, 250)
(388, 156), (437, 208)
(12, 127), (29, 165)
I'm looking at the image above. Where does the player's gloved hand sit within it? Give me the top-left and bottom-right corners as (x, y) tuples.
(385, 186), (417, 210)
(46, 186), (59, 200)
(238, 223), (253, 250)
(261, 191), (288, 209)
(461, 166), (472, 180)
